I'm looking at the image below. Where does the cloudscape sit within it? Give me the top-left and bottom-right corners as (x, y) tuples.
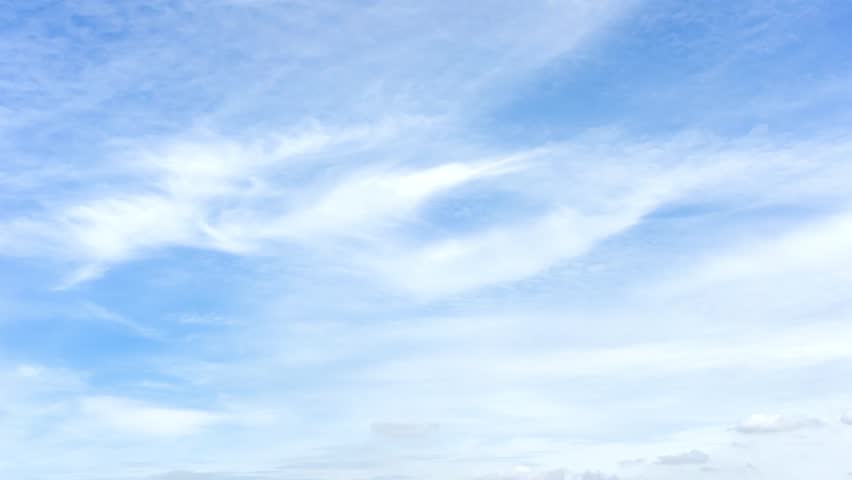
(1, 1), (852, 479)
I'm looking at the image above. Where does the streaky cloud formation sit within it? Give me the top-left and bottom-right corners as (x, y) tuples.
(1, 1), (852, 479)
(80, 395), (222, 437)
(734, 414), (823, 434)
(655, 450), (710, 466)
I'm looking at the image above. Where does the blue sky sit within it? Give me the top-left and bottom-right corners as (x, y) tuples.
(2, 1), (852, 479)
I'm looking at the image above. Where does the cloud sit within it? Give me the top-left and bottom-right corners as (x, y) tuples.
(255, 154), (529, 242)
(0, 123), (536, 289)
(3, 1), (852, 479)
(5, 123), (852, 299)
(655, 449), (710, 466)
(371, 421), (439, 440)
(0, 363), (84, 400)
(480, 467), (566, 480)
(355, 138), (730, 298)
(842, 412), (852, 426)
(353, 133), (852, 298)
(663, 212), (852, 294)
(77, 301), (161, 339)
(734, 414), (823, 434)
(365, 205), (644, 297)
(146, 472), (262, 480)
(80, 396), (221, 437)
(364, 319), (852, 383)
(575, 472), (619, 480)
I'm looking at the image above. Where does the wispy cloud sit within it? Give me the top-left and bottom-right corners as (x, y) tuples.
(80, 396), (221, 437)
(362, 319), (852, 384)
(655, 449), (710, 466)
(77, 301), (162, 339)
(3, 1), (852, 479)
(734, 414), (823, 434)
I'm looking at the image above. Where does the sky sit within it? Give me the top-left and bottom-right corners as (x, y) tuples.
(1, 0), (852, 479)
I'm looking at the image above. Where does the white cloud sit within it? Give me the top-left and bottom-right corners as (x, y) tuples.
(1, 119), (544, 290)
(655, 449), (710, 466)
(0, 121), (477, 284)
(5, 127), (852, 298)
(0, 363), (83, 400)
(371, 421), (440, 440)
(364, 319), (852, 383)
(357, 140), (735, 298)
(81, 396), (221, 437)
(575, 472), (619, 480)
(254, 154), (530, 242)
(3, 2), (852, 479)
(76, 301), (161, 339)
(352, 132), (852, 298)
(642, 206), (852, 347)
(663, 212), (852, 294)
(480, 466), (566, 480)
(365, 205), (644, 297)
(842, 411), (852, 426)
(145, 473), (262, 480)
(734, 414), (823, 434)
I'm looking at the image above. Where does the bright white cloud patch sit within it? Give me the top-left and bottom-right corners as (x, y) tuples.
(735, 414), (823, 434)
(81, 396), (221, 437)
